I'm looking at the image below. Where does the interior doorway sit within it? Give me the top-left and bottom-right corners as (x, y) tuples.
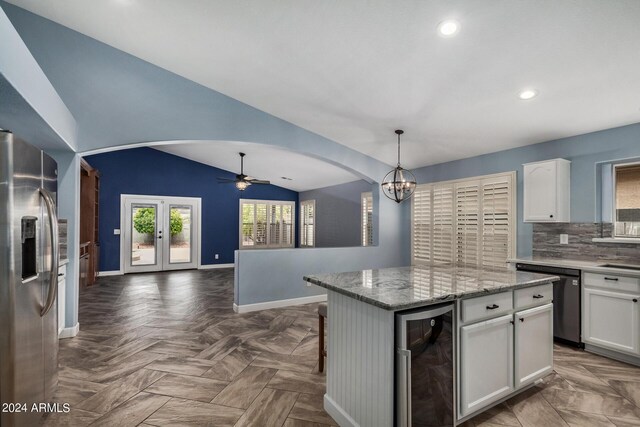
(121, 195), (201, 273)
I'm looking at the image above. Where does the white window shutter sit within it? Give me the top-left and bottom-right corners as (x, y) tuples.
(239, 199), (295, 249)
(432, 184), (454, 264)
(411, 172), (515, 267)
(412, 185), (432, 263)
(300, 200), (315, 247)
(481, 176), (513, 268)
(361, 192), (373, 246)
(455, 182), (480, 266)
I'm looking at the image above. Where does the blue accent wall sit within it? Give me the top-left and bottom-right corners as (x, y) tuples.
(299, 180), (372, 248)
(411, 122), (640, 257)
(85, 147), (298, 271)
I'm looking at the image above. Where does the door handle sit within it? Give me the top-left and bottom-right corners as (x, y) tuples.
(39, 188), (59, 317)
(533, 294), (544, 299)
(398, 349), (411, 426)
(486, 304), (499, 310)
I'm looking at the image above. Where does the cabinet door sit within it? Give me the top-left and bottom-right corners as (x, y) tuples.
(523, 162), (557, 221)
(515, 304), (553, 388)
(459, 314), (514, 418)
(583, 288), (639, 355)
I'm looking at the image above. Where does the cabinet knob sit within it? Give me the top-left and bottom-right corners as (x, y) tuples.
(634, 299), (638, 303)
(520, 318), (525, 322)
(58, 273), (64, 277)
(486, 304), (499, 310)
(533, 294), (544, 299)
(549, 214), (554, 218)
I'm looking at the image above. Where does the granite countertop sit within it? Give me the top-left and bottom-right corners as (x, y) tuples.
(304, 264), (559, 311)
(510, 257), (640, 278)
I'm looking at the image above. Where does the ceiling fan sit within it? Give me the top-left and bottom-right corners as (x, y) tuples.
(217, 152), (270, 191)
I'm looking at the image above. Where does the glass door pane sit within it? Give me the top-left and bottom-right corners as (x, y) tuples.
(169, 205), (192, 264)
(406, 311), (454, 426)
(130, 204), (159, 267)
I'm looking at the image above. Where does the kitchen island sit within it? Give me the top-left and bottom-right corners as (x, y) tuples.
(304, 264), (559, 427)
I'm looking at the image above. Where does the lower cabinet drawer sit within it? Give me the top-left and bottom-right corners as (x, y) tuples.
(584, 272), (640, 293)
(514, 283), (553, 309)
(461, 292), (513, 323)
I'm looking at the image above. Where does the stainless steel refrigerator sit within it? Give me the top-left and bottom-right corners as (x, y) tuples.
(1, 130), (59, 426)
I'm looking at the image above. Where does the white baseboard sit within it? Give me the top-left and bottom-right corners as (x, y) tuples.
(98, 270), (123, 277)
(59, 322), (79, 339)
(233, 294), (327, 313)
(199, 263), (234, 270)
(324, 394), (359, 427)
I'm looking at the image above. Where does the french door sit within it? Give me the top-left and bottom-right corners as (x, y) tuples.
(122, 195), (200, 273)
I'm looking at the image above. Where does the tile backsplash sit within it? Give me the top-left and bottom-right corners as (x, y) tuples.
(58, 219), (68, 262)
(532, 223), (639, 263)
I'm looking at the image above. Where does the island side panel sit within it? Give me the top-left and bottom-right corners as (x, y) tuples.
(325, 290), (395, 427)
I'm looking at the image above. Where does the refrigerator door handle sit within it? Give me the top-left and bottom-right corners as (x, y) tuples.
(399, 348), (412, 427)
(39, 187), (59, 317)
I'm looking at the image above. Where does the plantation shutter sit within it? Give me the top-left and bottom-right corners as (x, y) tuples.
(432, 184), (454, 263)
(412, 185), (432, 263)
(300, 200), (315, 247)
(455, 182), (480, 265)
(411, 172), (515, 267)
(269, 204), (282, 246)
(481, 176), (513, 268)
(361, 192), (373, 246)
(255, 203), (268, 247)
(282, 204), (294, 246)
(239, 200), (295, 249)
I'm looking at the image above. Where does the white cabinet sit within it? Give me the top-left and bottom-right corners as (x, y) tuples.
(515, 304), (554, 387)
(458, 286), (554, 421)
(583, 287), (639, 355)
(523, 159), (570, 222)
(459, 314), (514, 418)
(57, 264), (66, 336)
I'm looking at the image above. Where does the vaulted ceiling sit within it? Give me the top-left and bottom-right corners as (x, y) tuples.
(6, 0), (640, 169)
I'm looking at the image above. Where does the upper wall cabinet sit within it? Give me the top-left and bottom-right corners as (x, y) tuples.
(523, 159), (571, 223)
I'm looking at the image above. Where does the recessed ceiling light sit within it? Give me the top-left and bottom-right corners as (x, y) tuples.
(518, 89), (538, 100)
(438, 20), (460, 37)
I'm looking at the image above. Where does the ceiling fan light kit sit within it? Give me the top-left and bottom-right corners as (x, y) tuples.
(381, 130), (417, 204)
(217, 152), (271, 191)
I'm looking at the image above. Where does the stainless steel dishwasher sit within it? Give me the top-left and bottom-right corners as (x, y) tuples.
(396, 303), (454, 427)
(516, 263), (582, 347)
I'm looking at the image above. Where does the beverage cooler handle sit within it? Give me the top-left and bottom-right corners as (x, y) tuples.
(39, 188), (59, 317)
(399, 348), (412, 427)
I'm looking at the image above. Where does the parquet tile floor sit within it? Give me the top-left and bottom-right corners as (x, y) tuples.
(44, 269), (640, 426)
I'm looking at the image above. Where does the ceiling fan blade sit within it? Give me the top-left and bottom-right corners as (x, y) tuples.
(217, 178), (236, 183)
(247, 179), (270, 185)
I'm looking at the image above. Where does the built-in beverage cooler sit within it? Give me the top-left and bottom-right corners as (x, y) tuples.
(396, 303), (455, 427)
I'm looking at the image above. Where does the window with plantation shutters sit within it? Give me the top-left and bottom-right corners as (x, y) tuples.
(362, 192), (373, 246)
(300, 200), (315, 247)
(411, 172), (516, 267)
(240, 199), (295, 249)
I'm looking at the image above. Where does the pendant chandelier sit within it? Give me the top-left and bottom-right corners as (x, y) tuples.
(381, 129), (416, 203)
